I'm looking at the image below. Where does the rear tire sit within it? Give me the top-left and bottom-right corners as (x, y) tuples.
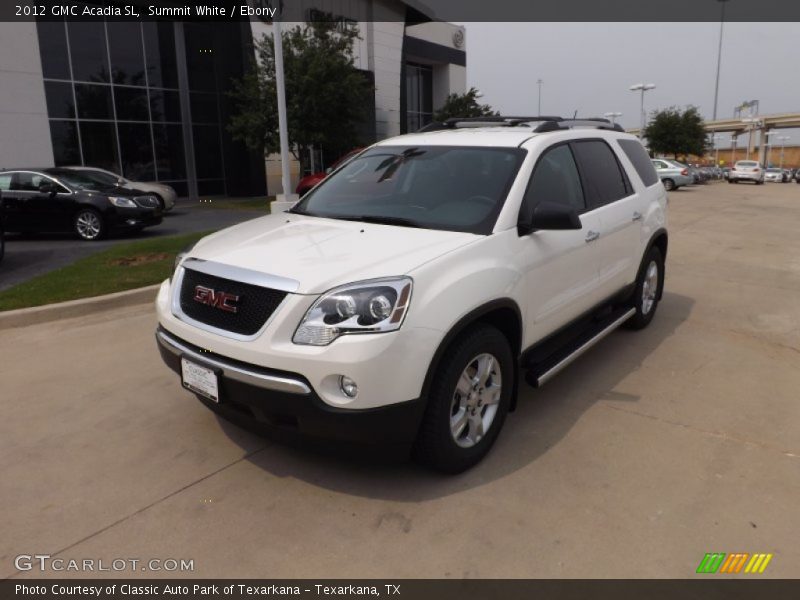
(624, 246), (664, 331)
(413, 324), (513, 473)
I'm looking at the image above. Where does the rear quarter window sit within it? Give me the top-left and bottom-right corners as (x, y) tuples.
(571, 140), (631, 209)
(618, 139), (660, 187)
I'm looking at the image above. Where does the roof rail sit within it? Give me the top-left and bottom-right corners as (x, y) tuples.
(417, 116), (564, 132)
(534, 119), (626, 133)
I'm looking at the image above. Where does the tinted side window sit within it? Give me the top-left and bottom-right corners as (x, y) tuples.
(519, 144), (585, 225)
(11, 173), (46, 192)
(571, 140), (631, 209)
(619, 139), (659, 187)
(0, 174), (11, 191)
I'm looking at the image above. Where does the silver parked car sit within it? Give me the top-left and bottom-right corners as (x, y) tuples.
(651, 158), (693, 191)
(64, 167), (177, 211)
(765, 168), (785, 183)
(728, 161), (765, 185)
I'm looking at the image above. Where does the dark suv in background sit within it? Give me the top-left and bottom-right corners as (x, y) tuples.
(0, 168), (162, 240)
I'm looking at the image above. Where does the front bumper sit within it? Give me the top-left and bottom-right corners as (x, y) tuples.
(156, 326), (426, 448)
(108, 207), (162, 230)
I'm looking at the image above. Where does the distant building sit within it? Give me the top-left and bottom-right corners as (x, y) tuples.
(0, 0), (466, 198)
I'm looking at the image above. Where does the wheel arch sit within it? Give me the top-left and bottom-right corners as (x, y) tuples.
(644, 228), (668, 300)
(420, 299), (523, 413)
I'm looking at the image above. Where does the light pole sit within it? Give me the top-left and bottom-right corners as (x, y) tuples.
(777, 135), (790, 169)
(711, 134), (724, 166)
(536, 79), (543, 116)
(765, 130), (778, 166)
(712, 0), (730, 121)
(604, 111), (622, 125)
(630, 83), (656, 139)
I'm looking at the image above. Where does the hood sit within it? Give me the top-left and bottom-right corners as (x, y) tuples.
(189, 213), (479, 294)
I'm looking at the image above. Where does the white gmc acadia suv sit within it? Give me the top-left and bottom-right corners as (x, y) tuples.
(155, 117), (668, 473)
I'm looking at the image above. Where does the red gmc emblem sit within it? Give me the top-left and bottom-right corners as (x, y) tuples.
(193, 285), (240, 313)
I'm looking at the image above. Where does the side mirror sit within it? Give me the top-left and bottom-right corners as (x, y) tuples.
(519, 201), (582, 235)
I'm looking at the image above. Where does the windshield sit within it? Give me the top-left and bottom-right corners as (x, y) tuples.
(291, 146), (526, 234)
(766, 168), (781, 173)
(52, 171), (115, 190)
(78, 169), (122, 186)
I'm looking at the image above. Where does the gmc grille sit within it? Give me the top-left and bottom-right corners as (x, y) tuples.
(179, 268), (288, 336)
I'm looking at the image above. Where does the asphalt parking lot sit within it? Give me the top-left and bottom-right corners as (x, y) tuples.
(2, 182), (799, 579)
(0, 199), (264, 292)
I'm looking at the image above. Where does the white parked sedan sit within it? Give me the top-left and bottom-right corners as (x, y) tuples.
(64, 167), (177, 211)
(728, 161), (765, 184)
(765, 168), (785, 183)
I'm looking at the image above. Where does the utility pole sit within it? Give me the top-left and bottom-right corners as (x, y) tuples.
(712, 0), (730, 121)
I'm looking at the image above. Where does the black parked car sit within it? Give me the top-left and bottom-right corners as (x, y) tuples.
(0, 168), (162, 241)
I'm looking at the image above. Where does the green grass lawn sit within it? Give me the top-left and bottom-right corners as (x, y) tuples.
(0, 231), (213, 312)
(191, 197), (274, 211)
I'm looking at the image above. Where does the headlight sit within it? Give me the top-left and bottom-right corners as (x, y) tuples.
(293, 277), (413, 346)
(108, 196), (137, 208)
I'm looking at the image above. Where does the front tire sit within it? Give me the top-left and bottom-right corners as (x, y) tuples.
(414, 324), (514, 473)
(624, 246), (664, 331)
(662, 178), (675, 191)
(74, 208), (105, 241)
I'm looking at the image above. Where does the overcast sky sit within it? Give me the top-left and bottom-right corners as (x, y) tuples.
(461, 22), (799, 146)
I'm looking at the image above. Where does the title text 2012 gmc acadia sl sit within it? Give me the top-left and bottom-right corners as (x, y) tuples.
(155, 117), (668, 473)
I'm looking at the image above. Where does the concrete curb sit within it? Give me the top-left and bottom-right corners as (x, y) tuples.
(0, 284), (160, 331)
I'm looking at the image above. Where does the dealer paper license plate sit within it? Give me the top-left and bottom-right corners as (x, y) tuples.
(181, 358), (219, 403)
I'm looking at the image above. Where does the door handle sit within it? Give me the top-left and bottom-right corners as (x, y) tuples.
(585, 230), (600, 243)
(632, 211), (643, 222)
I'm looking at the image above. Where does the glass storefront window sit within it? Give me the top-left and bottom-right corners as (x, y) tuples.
(107, 22), (147, 86)
(79, 122), (119, 173)
(67, 22), (110, 83)
(406, 62), (433, 132)
(143, 22), (178, 89)
(75, 83), (113, 119)
(44, 81), (75, 119)
(118, 123), (155, 180)
(149, 89), (182, 123)
(153, 124), (186, 180)
(48, 120), (80, 166)
(36, 21), (70, 80)
(114, 86), (149, 121)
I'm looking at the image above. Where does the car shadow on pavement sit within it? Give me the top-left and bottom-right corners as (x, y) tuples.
(217, 292), (695, 501)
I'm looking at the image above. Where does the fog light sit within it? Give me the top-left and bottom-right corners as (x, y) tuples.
(339, 376), (358, 398)
(126, 219), (138, 226)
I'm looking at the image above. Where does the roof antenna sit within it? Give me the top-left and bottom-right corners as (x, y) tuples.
(573, 110), (578, 119)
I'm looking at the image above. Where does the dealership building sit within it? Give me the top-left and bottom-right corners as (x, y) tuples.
(0, 1), (467, 198)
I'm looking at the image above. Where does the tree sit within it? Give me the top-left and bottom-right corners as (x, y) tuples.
(227, 22), (373, 171)
(643, 106), (708, 160)
(432, 87), (499, 122)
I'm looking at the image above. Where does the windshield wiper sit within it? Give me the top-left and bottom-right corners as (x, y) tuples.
(336, 215), (425, 229)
